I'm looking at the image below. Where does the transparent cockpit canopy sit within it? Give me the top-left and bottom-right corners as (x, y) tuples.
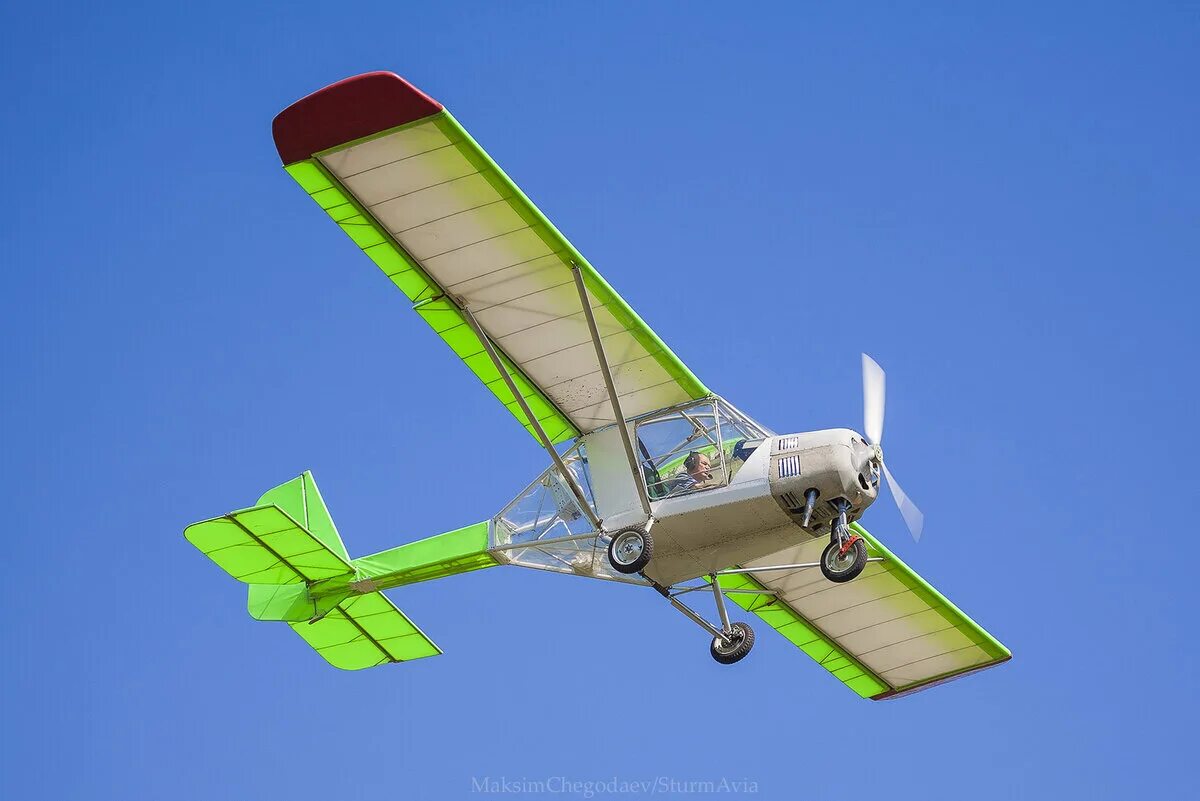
(492, 443), (640, 582)
(635, 398), (769, 499)
(491, 396), (768, 583)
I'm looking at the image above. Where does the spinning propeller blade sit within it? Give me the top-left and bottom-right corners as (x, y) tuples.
(882, 462), (924, 542)
(862, 353), (885, 447)
(861, 353), (924, 542)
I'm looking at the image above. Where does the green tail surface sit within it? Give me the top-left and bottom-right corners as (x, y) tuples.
(184, 471), (498, 670)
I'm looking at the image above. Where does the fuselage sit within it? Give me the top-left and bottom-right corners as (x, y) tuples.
(488, 396), (881, 587)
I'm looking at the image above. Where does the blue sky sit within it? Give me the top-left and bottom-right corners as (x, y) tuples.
(2, 2), (1197, 799)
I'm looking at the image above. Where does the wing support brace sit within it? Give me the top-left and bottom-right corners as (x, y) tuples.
(569, 263), (653, 520)
(461, 306), (604, 532)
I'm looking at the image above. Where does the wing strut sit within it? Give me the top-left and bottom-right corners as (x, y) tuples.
(461, 307), (604, 532)
(570, 263), (653, 520)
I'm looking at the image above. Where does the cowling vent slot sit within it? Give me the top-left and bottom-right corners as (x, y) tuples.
(778, 454), (801, 478)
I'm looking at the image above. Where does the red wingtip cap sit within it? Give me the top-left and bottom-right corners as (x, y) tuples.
(272, 71), (443, 165)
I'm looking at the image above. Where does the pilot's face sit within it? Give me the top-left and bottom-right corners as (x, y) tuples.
(691, 454), (712, 480)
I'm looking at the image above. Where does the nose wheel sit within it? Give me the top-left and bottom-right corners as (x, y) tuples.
(821, 537), (868, 582)
(820, 499), (869, 583)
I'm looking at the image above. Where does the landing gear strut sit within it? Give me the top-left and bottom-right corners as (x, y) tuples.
(657, 573), (757, 665)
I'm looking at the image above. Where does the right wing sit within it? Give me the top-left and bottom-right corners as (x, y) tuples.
(272, 72), (709, 444)
(722, 524), (1011, 700)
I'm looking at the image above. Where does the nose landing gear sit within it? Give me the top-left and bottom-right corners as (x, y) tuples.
(821, 500), (868, 583)
(821, 538), (868, 583)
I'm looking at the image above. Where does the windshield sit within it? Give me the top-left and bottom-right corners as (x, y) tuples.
(635, 399), (767, 499)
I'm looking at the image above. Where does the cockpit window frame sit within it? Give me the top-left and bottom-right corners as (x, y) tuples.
(632, 397), (769, 500)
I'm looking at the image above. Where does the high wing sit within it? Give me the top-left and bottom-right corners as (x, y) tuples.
(722, 524), (1010, 700)
(272, 72), (708, 444)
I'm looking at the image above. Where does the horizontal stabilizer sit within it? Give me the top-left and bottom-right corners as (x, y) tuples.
(291, 592), (441, 669)
(246, 583), (349, 622)
(184, 505), (355, 585)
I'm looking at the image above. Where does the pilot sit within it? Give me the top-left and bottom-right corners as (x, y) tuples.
(671, 451), (715, 493)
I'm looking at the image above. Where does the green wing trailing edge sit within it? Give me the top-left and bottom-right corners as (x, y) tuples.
(272, 72), (708, 444)
(184, 472), (497, 669)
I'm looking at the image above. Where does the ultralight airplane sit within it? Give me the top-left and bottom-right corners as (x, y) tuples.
(185, 71), (1010, 700)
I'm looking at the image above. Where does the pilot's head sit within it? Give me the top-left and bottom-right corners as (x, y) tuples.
(684, 451), (712, 481)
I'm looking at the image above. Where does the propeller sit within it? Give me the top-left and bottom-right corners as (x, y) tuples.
(862, 353), (925, 542)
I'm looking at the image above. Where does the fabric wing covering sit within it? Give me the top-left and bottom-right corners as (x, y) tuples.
(723, 524), (1010, 699)
(273, 72), (708, 443)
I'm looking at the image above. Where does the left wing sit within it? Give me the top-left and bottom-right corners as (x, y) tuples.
(272, 72), (708, 444)
(721, 524), (1011, 700)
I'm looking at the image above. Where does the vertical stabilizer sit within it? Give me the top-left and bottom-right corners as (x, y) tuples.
(256, 471), (350, 562)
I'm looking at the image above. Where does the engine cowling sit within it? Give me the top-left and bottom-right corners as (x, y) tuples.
(768, 429), (880, 537)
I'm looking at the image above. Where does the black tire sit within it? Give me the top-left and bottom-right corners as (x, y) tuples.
(820, 538), (868, 583)
(607, 526), (653, 574)
(710, 621), (755, 665)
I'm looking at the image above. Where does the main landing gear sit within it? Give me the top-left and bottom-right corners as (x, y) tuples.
(710, 622), (755, 665)
(650, 573), (758, 665)
(607, 525), (653, 574)
(606, 524), (756, 664)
